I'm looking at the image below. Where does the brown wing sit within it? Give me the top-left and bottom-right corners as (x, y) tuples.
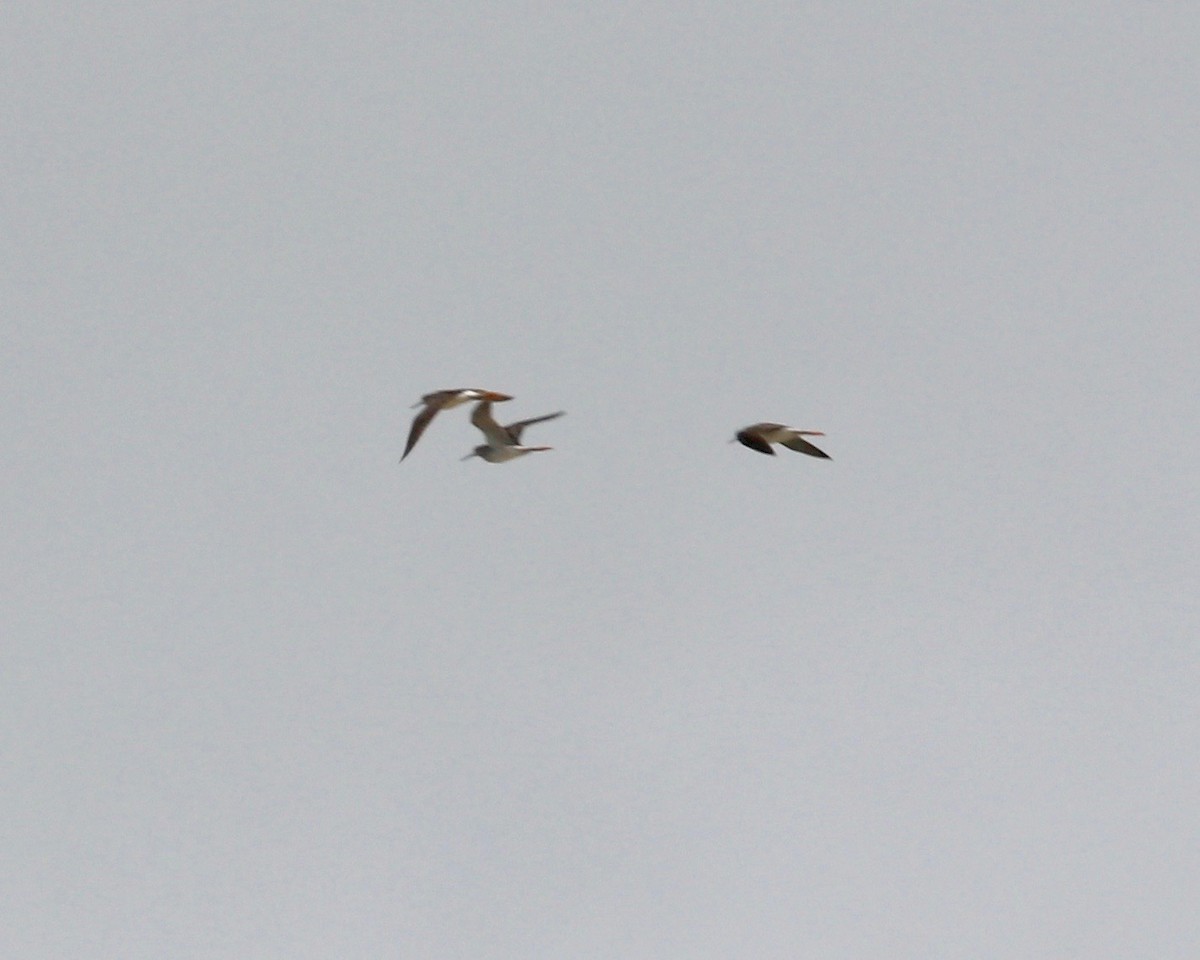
(505, 411), (564, 443)
(781, 435), (831, 459)
(736, 429), (777, 455)
(469, 401), (513, 447)
(401, 403), (442, 460)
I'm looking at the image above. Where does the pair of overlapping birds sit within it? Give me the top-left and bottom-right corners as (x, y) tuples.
(401, 388), (832, 464)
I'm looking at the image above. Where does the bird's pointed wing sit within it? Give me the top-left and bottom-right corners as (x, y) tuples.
(401, 404), (441, 460)
(781, 434), (831, 459)
(469, 401), (512, 447)
(505, 411), (564, 443)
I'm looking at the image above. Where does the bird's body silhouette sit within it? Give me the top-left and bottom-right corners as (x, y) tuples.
(401, 388), (513, 461)
(735, 423), (831, 459)
(462, 400), (564, 463)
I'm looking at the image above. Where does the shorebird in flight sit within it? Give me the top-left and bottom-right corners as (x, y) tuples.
(734, 423), (832, 459)
(401, 389), (513, 461)
(461, 399), (564, 463)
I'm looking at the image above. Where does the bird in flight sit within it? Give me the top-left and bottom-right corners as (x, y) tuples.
(461, 399), (564, 463)
(402, 389), (513, 461)
(734, 423), (831, 459)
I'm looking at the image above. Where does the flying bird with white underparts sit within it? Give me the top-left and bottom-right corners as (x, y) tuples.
(734, 423), (832, 459)
(461, 399), (564, 463)
(401, 388), (513, 462)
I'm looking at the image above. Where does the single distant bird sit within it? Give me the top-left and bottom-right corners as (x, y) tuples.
(401, 388), (513, 461)
(461, 399), (564, 463)
(734, 423), (832, 459)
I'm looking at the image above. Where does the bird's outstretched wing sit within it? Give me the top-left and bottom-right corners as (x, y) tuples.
(780, 434), (831, 459)
(506, 411), (565, 443)
(402, 404), (441, 460)
(469, 401), (513, 447)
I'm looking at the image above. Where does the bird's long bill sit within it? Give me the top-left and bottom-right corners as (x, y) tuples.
(460, 450), (479, 461)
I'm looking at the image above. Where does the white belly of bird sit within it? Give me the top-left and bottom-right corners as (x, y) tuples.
(479, 445), (528, 462)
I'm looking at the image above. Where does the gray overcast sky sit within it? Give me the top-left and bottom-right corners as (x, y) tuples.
(4, 2), (1198, 957)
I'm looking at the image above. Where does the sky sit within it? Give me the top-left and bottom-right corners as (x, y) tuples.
(3, 2), (1198, 957)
